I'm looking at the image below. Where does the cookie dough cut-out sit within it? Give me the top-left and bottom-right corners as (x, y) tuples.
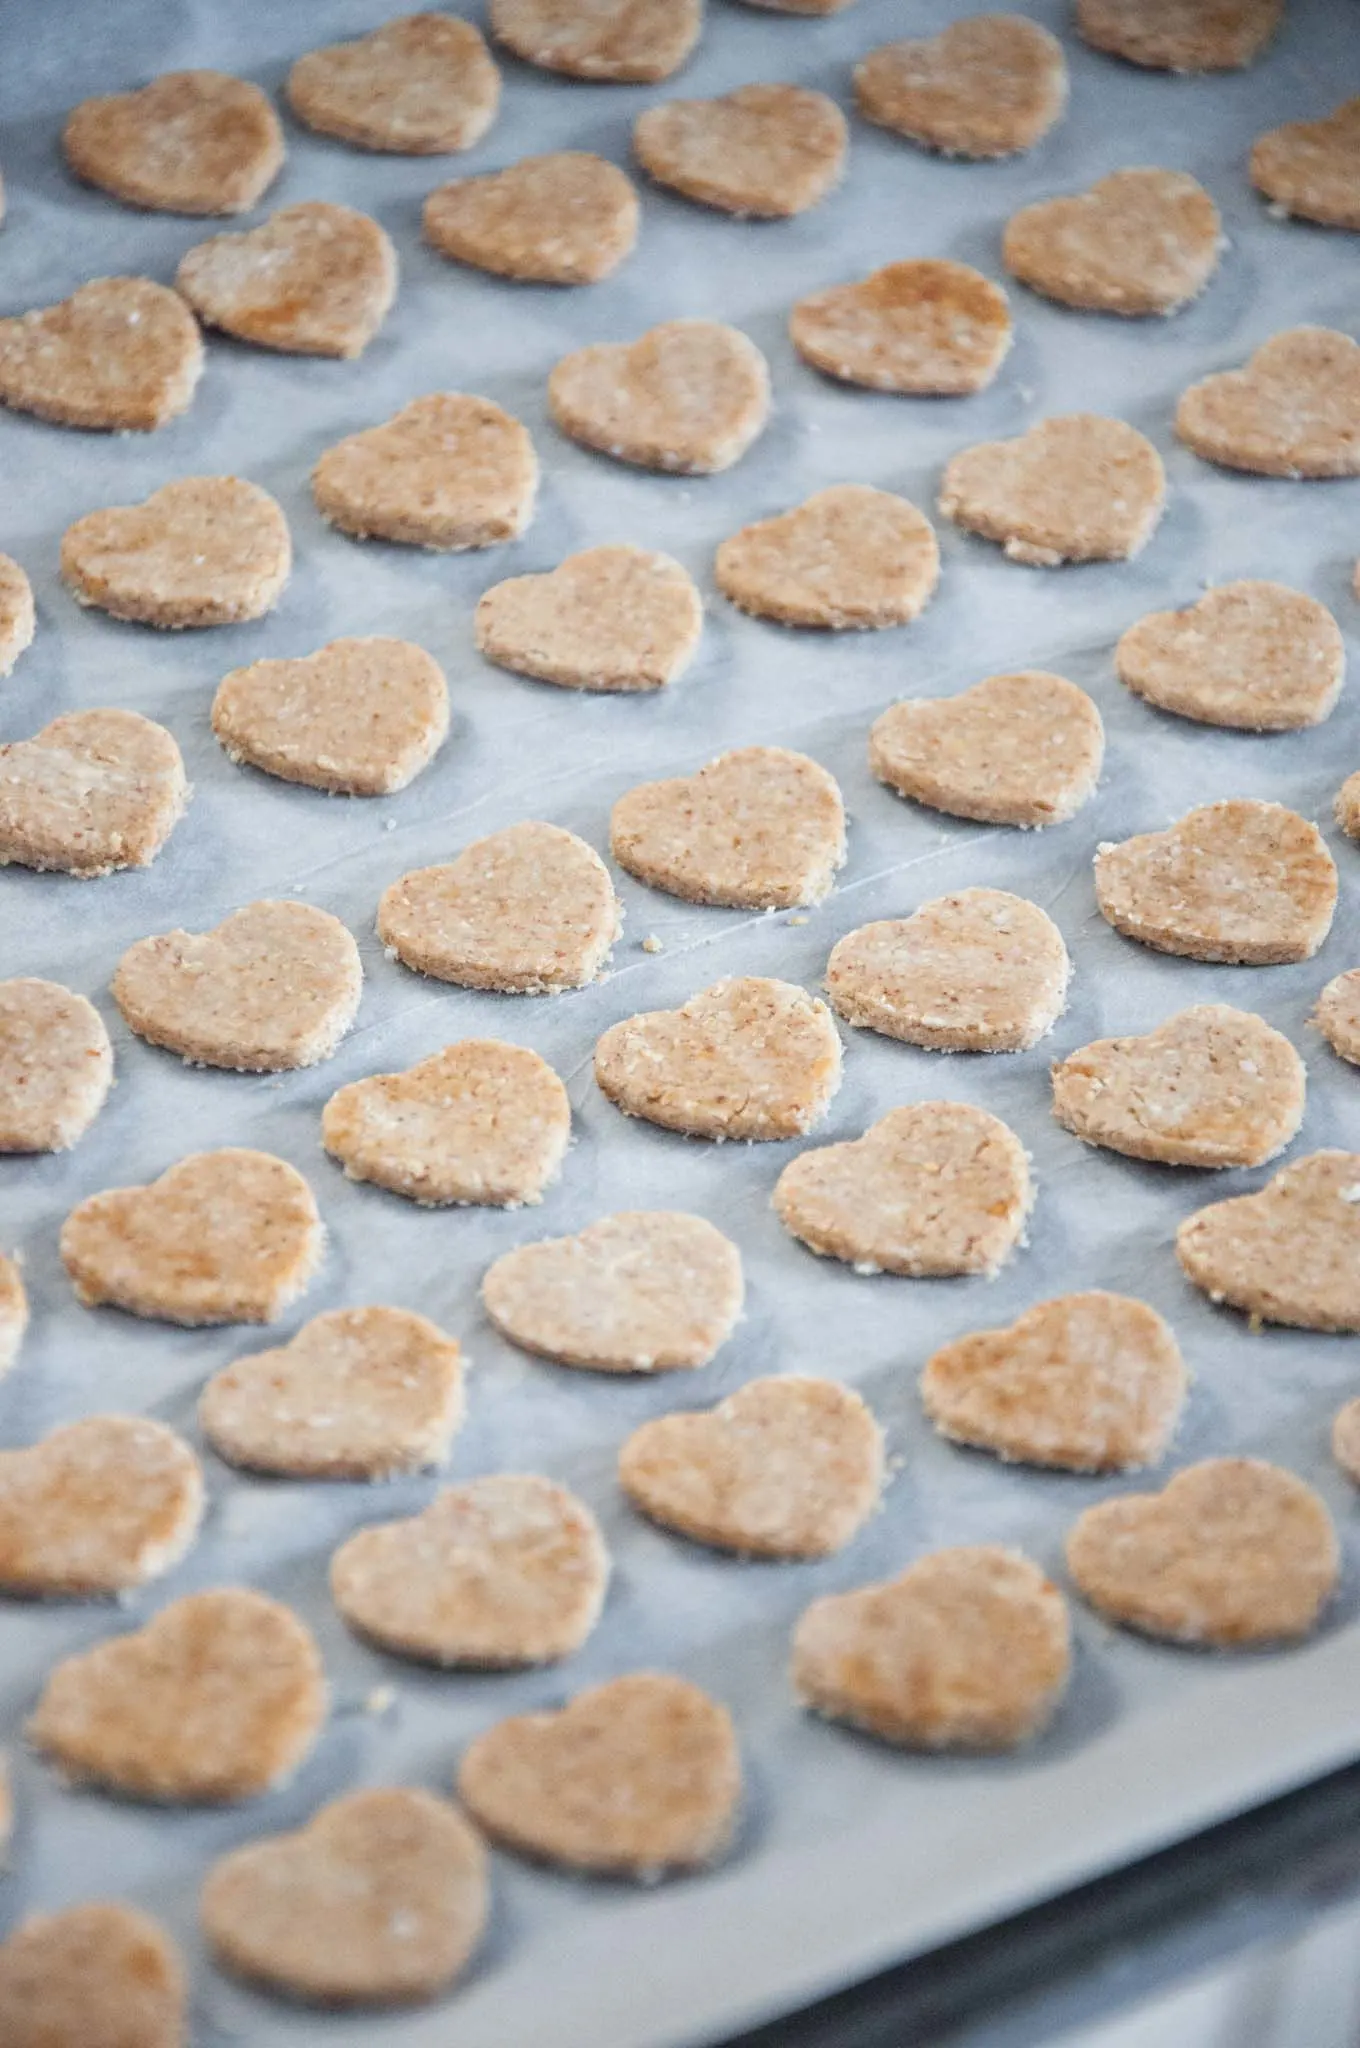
(1076, 0), (1283, 70)
(63, 69), (284, 214)
(0, 278), (203, 430)
(1177, 1151), (1360, 1331)
(0, 554), (34, 675)
(177, 202), (397, 358)
(313, 393), (537, 548)
(0, 1904), (186, 2048)
(475, 545), (702, 691)
(213, 636), (449, 795)
(1176, 329), (1360, 478)
(939, 414), (1166, 565)
(1003, 169), (1222, 316)
(287, 13), (501, 153)
(0, 1415), (203, 1595)
(549, 319), (770, 475)
(425, 153), (639, 283)
(61, 477), (291, 627)
(870, 671), (1103, 827)
(1338, 772), (1360, 841)
(611, 746), (845, 908)
(490, 0), (703, 83)
(716, 486), (939, 628)
(0, 711), (187, 876)
(0, 978), (112, 1149)
(0, 1255), (26, 1379)
(790, 261), (1012, 393)
(855, 16), (1067, 158)
(1314, 969), (1360, 1067)
(1251, 98), (1360, 231)
(1331, 1397), (1360, 1484)
(634, 84), (846, 217)
(1116, 581), (1344, 730)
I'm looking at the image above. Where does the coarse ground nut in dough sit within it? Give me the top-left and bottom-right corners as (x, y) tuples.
(1332, 1398), (1360, 1484)
(482, 1211), (743, 1373)
(313, 393), (537, 549)
(548, 319), (770, 475)
(200, 1307), (464, 1480)
(1066, 1458), (1338, 1646)
(60, 1148), (324, 1326)
(425, 153), (639, 283)
(0, 553), (35, 675)
(611, 746), (846, 909)
(793, 1547), (1071, 1748)
(1003, 169), (1222, 316)
(0, 1416), (203, 1596)
(715, 486), (939, 629)
(1116, 581), (1345, 731)
(1176, 329), (1360, 479)
(458, 1672), (741, 1876)
(0, 278), (203, 432)
(322, 1040), (571, 1206)
(0, 1255), (27, 1379)
(287, 14), (501, 154)
(377, 822), (619, 992)
(0, 978), (113, 1150)
(490, 0), (703, 84)
(0, 710), (188, 877)
(595, 977), (843, 1141)
(176, 202), (397, 359)
(0, 1904), (187, 2048)
(332, 1474), (608, 1666)
(1251, 98), (1360, 231)
(1177, 1151), (1360, 1332)
(634, 84), (846, 218)
(1094, 799), (1337, 965)
(939, 414), (1166, 566)
(1076, 0), (1283, 70)
(201, 1789), (487, 2008)
(212, 637), (449, 795)
(63, 70), (284, 215)
(773, 1101), (1032, 1278)
(475, 545), (702, 691)
(1315, 969), (1360, 1067)
(855, 16), (1067, 159)
(61, 477), (291, 628)
(620, 1376), (884, 1558)
(922, 1293), (1188, 1473)
(790, 261), (1012, 394)
(870, 671), (1103, 828)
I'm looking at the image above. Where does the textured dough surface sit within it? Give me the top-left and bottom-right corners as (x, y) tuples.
(855, 16), (1067, 158)
(1315, 969), (1360, 1067)
(61, 477), (291, 628)
(490, 0), (703, 83)
(1176, 329), (1360, 478)
(0, 978), (113, 1150)
(0, 1904), (186, 2048)
(0, 1255), (27, 1380)
(1115, 581), (1344, 730)
(790, 260), (1012, 393)
(1176, 1151), (1360, 1331)
(213, 636), (449, 795)
(0, 277), (203, 430)
(177, 202), (397, 358)
(549, 319), (771, 474)
(1077, 0), (1282, 70)
(1251, 97), (1360, 230)
(716, 486), (940, 628)
(635, 84), (846, 217)
(1003, 169), (1221, 315)
(425, 152), (637, 282)
(870, 671), (1103, 827)
(0, 553), (35, 675)
(0, 710), (188, 876)
(287, 13), (500, 153)
(0, 1416), (203, 1595)
(313, 394), (538, 549)
(63, 69), (284, 215)
(475, 545), (702, 691)
(611, 746), (846, 907)
(939, 414), (1166, 565)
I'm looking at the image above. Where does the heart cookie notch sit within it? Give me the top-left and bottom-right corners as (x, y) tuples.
(549, 319), (771, 475)
(1116, 581), (1344, 731)
(288, 14), (501, 153)
(0, 710), (187, 876)
(790, 261), (1012, 394)
(63, 69), (284, 215)
(177, 202), (397, 359)
(1177, 1150), (1360, 1331)
(1176, 328), (1360, 478)
(855, 17), (1068, 159)
(940, 414), (1166, 565)
(634, 84), (847, 218)
(425, 153), (638, 283)
(313, 393), (537, 549)
(870, 671), (1103, 827)
(0, 1416), (203, 1595)
(0, 1905), (186, 2048)
(1003, 169), (1222, 316)
(476, 545), (702, 692)
(716, 486), (940, 629)
(61, 477), (291, 628)
(0, 978), (113, 1151)
(0, 278), (203, 430)
(213, 637), (449, 795)
(611, 746), (846, 908)
(1251, 97), (1360, 231)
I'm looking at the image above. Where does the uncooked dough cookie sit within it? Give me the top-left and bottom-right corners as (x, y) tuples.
(483, 1212), (742, 1374)
(1052, 1004), (1305, 1168)
(212, 637), (449, 795)
(475, 545), (702, 691)
(1177, 1151), (1360, 1332)
(1338, 773), (1360, 839)
(177, 203), (396, 359)
(790, 261), (1012, 394)
(377, 822), (619, 992)
(61, 1148), (324, 1326)
(716, 486), (939, 629)
(1003, 169), (1221, 315)
(855, 16), (1067, 158)
(29, 1588), (327, 1802)
(490, 0), (703, 83)
(939, 415), (1166, 566)
(458, 1672), (740, 1875)
(322, 1041), (570, 1206)
(774, 1101), (1032, 1277)
(0, 1255), (26, 1379)
(0, 278), (203, 431)
(0, 1904), (186, 2048)
(1315, 970), (1360, 1067)
(1076, 0), (1282, 70)
(870, 671), (1103, 827)
(1067, 1458), (1337, 1645)
(549, 320), (770, 475)
(1331, 1398), (1360, 1484)
(202, 1788), (487, 2008)
(620, 1376), (884, 1557)
(1094, 800), (1337, 965)
(1116, 581), (1345, 731)
(826, 888), (1070, 1051)
(1176, 329), (1360, 478)
(0, 554), (34, 674)
(61, 477), (291, 627)
(287, 13), (501, 154)
(0, 710), (188, 876)
(793, 1547), (1071, 1748)
(113, 901), (362, 1072)
(425, 153), (638, 283)
(634, 84), (846, 217)
(313, 394), (537, 548)
(736, 0), (857, 10)
(333, 1474), (608, 1666)
(0, 978), (113, 1150)
(1251, 98), (1360, 231)
(611, 746), (846, 908)
(63, 69), (284, 215)
(922, 1293), (1187, 1472)
(0, 1415), (203, 1596)
(595, 977), (842, 1140)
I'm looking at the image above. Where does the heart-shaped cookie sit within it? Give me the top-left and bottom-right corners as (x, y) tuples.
(0, 978), (113, 1150)
(0, 1415), (203, 1595)
(870, 671), (1103, 827)
(63, 69), (284, 215)
(113, 901), (362, 1072)
(313, 393), (537, 549)
(611, 746), (846, 908)
(0, 277), (203, 431)
(1068, 1457), (1337, 1645)
(595, 976), (843, 1140)
(483, 1211), (743, 1373)
(635, 83), (846, 217)
(425, 152), (639, 283)
(201, 1306), (464, 1479)
(0, 1905), (186, 2048)
(774, 1101), (1032, 1276)
(855, 16), (1067, 158)
(0, 710), (187, 876)
(1177, 1150), (1360, 1330)
(377, 822), (620, 992)
(61, 1148), (324, 1325)
(1338, 773), (1360, 841)
(1177, 328), (1360, 478)
(1094, 799), (1337, 964)
(793, 1547), (1071, 1748)
(939, 414), (1166, 565)
(1052, 1004), (1306, 1168)
(29, 1587), (327, 1801)
(61, 477), (291, 627)
(490, 0), (703, 83)
(1003, 169), (1222, 315)
(458, 1672), (740, 1875)
(549, 319), (770, 475)
(1252, 97), (1360, 230)
(1116, 581), (1345, 731)
(1077, 0), (1282, 71)
(0, 1255), (26, 1379)
(475, 545), (702, 692)
(322, 1041), (570, 1206)
(923, 1293), (1187, 1472)
(288, 13), (501, 153)
(177, 202), (396, 359)
(790, 261), (1012, 394)
(620, 1375), (883, 1557)
(1332, 1398), (1360, 1483)
(1315, 969), (1360, 1067)
(0, 553), (34, 675)
(201, 1788), (487, 2007)
(213, 636), (449, 796)
(332, 1474), (608, 1666)
(715, 486), (940, 629)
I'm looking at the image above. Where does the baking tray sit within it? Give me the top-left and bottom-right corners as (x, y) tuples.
(2, 1), (1360, 2044)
